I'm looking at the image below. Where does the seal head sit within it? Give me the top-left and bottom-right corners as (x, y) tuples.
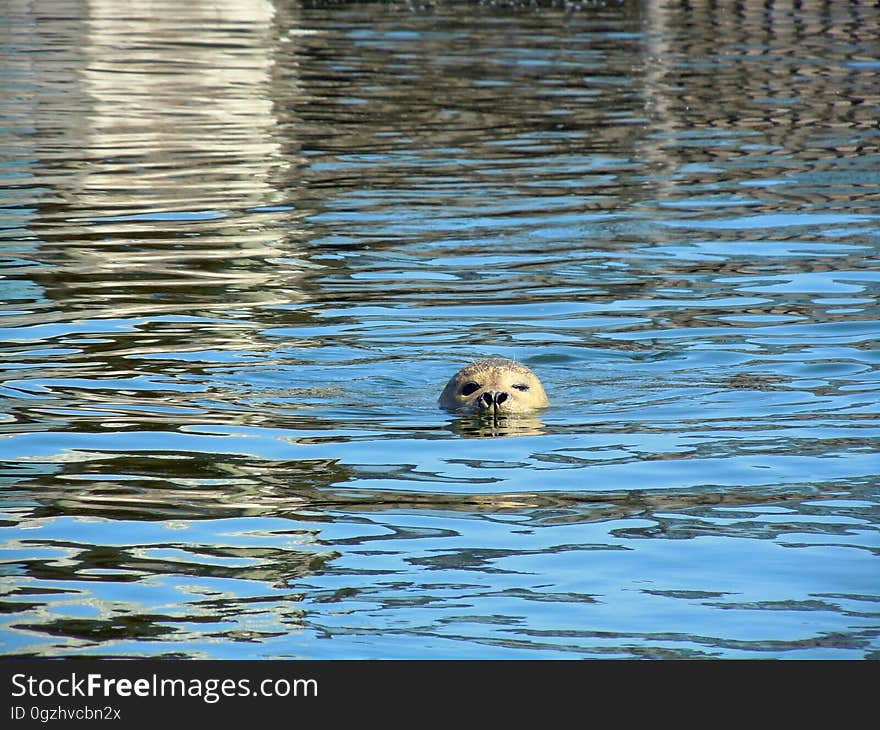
(438, 357), (549, 414)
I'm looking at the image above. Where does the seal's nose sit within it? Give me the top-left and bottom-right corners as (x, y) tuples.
(480, 391), (509, 408)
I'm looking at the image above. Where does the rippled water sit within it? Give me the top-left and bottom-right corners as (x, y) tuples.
(1, 0), (878, 659)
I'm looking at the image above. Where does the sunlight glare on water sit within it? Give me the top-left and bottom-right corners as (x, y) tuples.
(0, 0), (878, 659)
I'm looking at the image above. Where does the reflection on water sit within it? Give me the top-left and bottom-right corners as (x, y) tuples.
(447, 413), (547, 438)
(1, 0), (878, 658)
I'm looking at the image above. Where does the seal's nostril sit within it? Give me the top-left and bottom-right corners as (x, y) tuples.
(496, 392), (508, 405)
(481, 392), (494, 407)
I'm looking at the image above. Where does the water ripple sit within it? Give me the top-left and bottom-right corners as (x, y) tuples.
(1, 0), (878, 659)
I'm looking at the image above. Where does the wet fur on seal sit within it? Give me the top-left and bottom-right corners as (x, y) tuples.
(438, 357), (548, 414)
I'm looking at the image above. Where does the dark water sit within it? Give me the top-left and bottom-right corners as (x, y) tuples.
(1, 0), (878, 659)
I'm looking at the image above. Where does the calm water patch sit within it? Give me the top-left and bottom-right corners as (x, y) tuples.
(1, 0), (878, 659)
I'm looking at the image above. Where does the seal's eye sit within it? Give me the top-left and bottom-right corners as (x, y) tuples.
(460, 382), (481, 396)
(512, 383), (530, 392)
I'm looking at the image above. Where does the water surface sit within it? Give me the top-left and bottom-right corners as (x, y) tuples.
(1, 0), (878, 659)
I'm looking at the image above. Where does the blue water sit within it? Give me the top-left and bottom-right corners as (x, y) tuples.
(1, 0), (878, 659)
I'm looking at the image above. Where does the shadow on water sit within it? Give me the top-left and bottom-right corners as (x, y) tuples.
(1, 0), (879, 658)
